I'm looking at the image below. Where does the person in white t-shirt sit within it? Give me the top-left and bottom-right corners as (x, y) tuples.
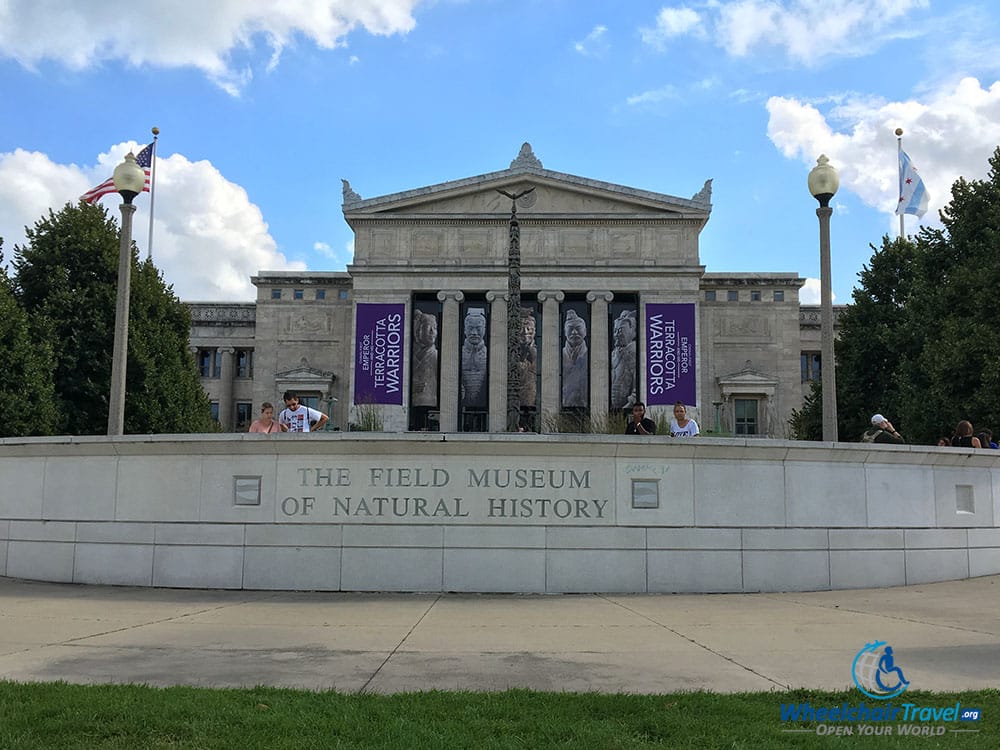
(278, 390), (328, 433)
(669, 401), (699, 437)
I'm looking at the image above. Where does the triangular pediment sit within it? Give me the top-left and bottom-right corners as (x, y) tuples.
(343, 148), (711, 222)
(275, 358), (335, 381)
(717, 361), (779, 390)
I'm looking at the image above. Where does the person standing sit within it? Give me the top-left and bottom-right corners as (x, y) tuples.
(248, 402), (287, 433)
(278, 391), (328, 433)
(862, 414), (904, 444)
(669, 402), (700, 437)
(625, 402), (656, 435)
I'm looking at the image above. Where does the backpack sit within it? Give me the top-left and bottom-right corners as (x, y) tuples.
(861, 429), (883, 443)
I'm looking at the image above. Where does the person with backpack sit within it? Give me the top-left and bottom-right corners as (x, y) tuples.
(862, 414), (904, 444)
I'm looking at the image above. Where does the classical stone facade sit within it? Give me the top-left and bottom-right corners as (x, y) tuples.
(188, 145), (841, 436)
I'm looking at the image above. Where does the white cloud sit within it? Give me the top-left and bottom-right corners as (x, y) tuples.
(799, 277), (835, 305)
(626, 85), (680, 106)
(766, 77), (1000, 225)
(574, 25), (610, 57)
(0, 0), (419, 94)
(313, 239), (354, 268)
(641, 1), (929, 65)
(0, 144), (303, 301)
(640, 7), (704, 50)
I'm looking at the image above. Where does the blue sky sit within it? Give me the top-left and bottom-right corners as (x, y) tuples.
(1, 0), (998, 302)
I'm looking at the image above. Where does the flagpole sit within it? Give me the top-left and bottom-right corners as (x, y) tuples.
(146, 126), (159, 261)
(895, 127), (904, 238)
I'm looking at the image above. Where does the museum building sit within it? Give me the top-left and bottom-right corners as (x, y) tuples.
(188, 144), (834, 436)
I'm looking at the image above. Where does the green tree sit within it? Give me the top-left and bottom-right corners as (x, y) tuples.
(900, 148), (1000, 443)
(833, 235), (925, 441)
(788, 379), (822, 441)
(0, 240), (60, 436)
(793, 146), (1000, 444)
(12, 202), (214, 434)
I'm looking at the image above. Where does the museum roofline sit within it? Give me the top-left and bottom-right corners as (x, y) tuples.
(341, 165), (712, 218)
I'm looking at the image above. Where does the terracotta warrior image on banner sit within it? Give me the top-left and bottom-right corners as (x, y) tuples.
(461, 307), (488, 407)
(411, 308), (439, 407)
(610, 309), (637, 411)
(561, 308), (589, 407)
(515, 307), (537, 407)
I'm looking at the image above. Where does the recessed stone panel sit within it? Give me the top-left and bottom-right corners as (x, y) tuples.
(341, 547), (443, 591)
(6, 540), (75, 582)
(743, 550), (830, 592)
(694, 461), (785, 526)
(830, 550), (905, 589)
(42, 456), (117, 520)
(73, 543), (153, 586)
(153, 545), (244, 588)
(0, 457), (44, 519)
(243, 546), (341, 590)
(443, 549), (545, 592)
(648, 550), (741, 592)
(546, 550), (645, 593)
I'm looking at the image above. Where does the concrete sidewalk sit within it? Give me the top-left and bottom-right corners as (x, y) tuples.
(0, 575), (997, 694)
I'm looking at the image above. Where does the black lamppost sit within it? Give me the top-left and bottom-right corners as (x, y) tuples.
(496, 187), (535, 432)
(107, 152), (146, 435)
(807, 154), (839, 442)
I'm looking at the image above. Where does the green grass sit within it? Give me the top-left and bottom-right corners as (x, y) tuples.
(0, 683), (996, 749)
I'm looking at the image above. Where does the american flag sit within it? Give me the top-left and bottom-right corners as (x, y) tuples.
(80, 142), (154, 204)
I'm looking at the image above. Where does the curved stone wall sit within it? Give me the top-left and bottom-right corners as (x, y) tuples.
(1, 434), (998, 593)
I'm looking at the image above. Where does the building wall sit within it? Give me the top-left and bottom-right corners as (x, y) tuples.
(2, 434), (997, 593)
(186, 160), (843, 436)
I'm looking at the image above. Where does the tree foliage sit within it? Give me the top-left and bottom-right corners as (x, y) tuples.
(0, 241), (60, 436)
(795, 146), (1000, 444)
(9, 202), (214, 435)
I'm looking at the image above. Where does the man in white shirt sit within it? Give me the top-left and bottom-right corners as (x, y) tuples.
(278, 390), (328, 433)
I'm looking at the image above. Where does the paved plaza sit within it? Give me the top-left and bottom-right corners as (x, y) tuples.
(0, 575), (997, 694)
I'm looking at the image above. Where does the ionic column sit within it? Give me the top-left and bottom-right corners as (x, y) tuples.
(486, 289), (508, 432)
(436, 290), (464, 432)
(587, 291), (614, 419)
(537, 290), (564, 422)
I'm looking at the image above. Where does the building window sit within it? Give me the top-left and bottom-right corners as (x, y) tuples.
(210, 401), (220, 423)
(727, 290), (739, 302)
(750, 290), (762, 302)
(801, 352), (821, 382)
(235, 402), (253, 432)
(315, 289), (326, 300)
(774, 290), (785, 302)
(338, 289), (349, 300)
(704, 290), (716, 301)
(197, 348), (221, 378)
(271, 289), (281, 300)
(293, 289), (304, 300)
(236, 349), (254, 378)
(734, 398), (758, 435)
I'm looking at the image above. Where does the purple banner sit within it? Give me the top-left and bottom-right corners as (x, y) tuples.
(645, 303), (696, 406)
(354, 303), (404, 405)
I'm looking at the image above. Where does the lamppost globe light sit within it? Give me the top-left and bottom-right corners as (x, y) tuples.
(112, 152), (145, 203)
(809, 154), (839, 442)
(107, 152), (145, 435)
(808, 154), (839, 207)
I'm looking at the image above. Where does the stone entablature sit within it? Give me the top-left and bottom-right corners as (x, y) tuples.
(188, 303), (256, 326)
(799, 305), (847, 328)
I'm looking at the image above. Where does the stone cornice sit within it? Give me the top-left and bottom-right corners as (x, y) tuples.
(350, 216), (706, 227)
